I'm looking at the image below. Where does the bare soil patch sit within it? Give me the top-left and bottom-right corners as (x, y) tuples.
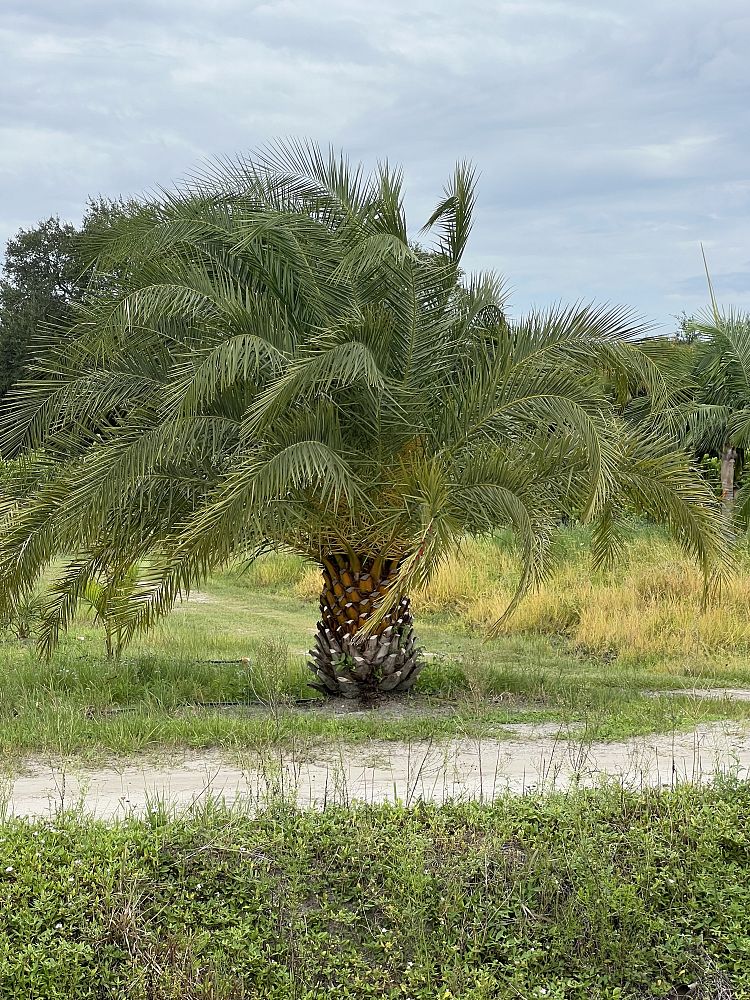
(645, 686), (750, 702)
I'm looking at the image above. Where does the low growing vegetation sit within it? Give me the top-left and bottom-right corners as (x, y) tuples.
(2, 783), (749, 998)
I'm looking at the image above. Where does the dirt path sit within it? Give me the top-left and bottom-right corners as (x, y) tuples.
(646, 687), (750, 701)
(4, 721), (750, 819)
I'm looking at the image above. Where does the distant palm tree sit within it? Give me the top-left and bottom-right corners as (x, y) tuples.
(0, 143), (727, 697)
(680, 312), (750, 516)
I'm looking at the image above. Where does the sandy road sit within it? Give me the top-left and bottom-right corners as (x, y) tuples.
(4, 720), (750, 819)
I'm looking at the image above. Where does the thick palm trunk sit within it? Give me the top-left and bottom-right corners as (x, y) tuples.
(307, 554), (423, 698)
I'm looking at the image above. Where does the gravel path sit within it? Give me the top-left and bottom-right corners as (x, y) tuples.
(4, 720), (750, 819)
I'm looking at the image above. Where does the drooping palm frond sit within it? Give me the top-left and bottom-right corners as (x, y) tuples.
(0, 141), (728, 657)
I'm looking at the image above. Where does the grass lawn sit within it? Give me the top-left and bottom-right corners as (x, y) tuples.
(2, 525), (750, 759)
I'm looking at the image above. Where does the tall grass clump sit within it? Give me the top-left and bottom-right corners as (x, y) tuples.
(412, 528), (750, 662)
(224, 552), (308, 592)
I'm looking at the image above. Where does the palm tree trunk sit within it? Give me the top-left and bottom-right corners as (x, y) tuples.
(307, 553), (423, 699)
(721, 446), (737, 512)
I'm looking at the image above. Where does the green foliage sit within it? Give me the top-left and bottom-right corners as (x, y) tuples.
(0, 216), (81, 402)
(659, 310), (750, 504)
(0, 202), (125, 408)
(0, 590), (46, 640)
(690, 311), (750, 452)
(76, 563), (139, 659)
(1, 784), (749, 997)
(671, 311), (702, 345)
(0, 143), (727, 656)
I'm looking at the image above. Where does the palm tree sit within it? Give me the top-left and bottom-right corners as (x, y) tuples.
(81, 563), (139, 659)
(682, 312), (750, 515)
(0, 143), (727, 698)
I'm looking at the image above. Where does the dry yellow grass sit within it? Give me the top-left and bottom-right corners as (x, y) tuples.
(294, 565), (323, 602)
(458, 535), (750, 659)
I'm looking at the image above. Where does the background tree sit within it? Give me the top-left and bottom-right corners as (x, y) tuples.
(614, 310), (750, 512)
(0, 201), (126, 407)
(680, 312), (750, 515)
(0, 217), (82, 401)
(0, 143), (727, 699)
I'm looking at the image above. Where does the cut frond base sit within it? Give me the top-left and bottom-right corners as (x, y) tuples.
(307, 609), (423, 698)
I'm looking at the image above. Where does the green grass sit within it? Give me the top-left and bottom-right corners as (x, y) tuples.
(4, 526), (750, 757)
(2, 782), (750, 998)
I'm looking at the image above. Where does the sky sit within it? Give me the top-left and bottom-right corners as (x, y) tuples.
(1, 0), (748, 329)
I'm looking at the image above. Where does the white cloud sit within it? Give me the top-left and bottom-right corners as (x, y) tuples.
(0, 0), (748, 323)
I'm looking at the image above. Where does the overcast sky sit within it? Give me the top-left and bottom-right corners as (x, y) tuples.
(1, 0), (748, 327)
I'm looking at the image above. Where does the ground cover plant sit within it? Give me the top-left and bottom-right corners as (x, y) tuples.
(1, 782), (750, 998)
(0, 143), (727, 702)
